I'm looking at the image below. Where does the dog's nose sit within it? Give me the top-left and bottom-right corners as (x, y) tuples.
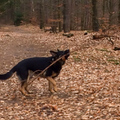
(65, 49), (70, 53)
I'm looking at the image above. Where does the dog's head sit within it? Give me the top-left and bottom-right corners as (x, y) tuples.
(50, 49), (70, 65)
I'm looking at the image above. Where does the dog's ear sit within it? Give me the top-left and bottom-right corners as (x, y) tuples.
(50, 51), (57, 57)
(57, 49), (60, 52)
(65, 49), (70, 53)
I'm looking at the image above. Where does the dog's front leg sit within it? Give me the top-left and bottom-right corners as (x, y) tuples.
(47, 77), (57, 92)
(48, 81), (54, 93)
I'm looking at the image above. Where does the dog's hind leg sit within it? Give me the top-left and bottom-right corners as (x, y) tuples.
(17, 70), (31, 96)
(47, 77), (57, 92)
(20, 81), (30, 96)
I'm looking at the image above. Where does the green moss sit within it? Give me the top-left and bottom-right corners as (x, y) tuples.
(107, 59), (120, 65)
(73, 56), (82, 62)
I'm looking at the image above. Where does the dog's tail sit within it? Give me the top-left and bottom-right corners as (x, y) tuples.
(0, 66), (16, 80)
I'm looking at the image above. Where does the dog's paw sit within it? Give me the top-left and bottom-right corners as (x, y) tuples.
(49, 89), (54, 93)
(54, 86), (57, 92)
(27, 91), (34, 94)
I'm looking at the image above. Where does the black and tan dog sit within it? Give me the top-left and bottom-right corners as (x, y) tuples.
(0, 49), (70, 96)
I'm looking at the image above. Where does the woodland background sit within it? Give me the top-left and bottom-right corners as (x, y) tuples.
(0, 0), (120, 32)
(0, 0), (120, 120)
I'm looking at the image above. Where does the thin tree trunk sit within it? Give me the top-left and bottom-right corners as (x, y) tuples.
(92, 0), (99, 31)
(63, 0), (71, 33)
(109, 0), (113, 25)
(40, 0), (44, 29)
(81, 0), (92, 30)
(58, 0), (62, 32)
(118, 0), (120, 24)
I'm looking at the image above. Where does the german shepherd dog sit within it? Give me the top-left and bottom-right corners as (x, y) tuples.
(0, 49), (70, 96)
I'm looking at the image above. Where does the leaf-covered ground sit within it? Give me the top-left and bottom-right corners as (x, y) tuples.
(0, 25), (119, 120)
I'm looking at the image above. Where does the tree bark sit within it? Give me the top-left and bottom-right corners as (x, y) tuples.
(39, 0), (44, 29)
(63, 0), (71, 33)
(109, 0), (113, 25)
(118, 0), (120, 24)
(92, 0), (99, 31)
(58, 0), (62, 32)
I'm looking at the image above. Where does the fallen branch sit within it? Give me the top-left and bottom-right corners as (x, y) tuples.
(92, 35), (114, 46)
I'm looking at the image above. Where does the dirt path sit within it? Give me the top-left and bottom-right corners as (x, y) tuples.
(0, 25), (119, 120)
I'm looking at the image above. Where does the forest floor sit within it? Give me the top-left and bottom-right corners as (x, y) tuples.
(0, 25), (119, 120)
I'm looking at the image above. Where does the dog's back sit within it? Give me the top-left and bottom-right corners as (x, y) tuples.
(16, 57), (52, 72)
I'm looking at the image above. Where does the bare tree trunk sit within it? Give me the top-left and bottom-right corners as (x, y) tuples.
(81, 0), (92, 30)
(92, 0), (99, 31)
(30, 0), (37, 24)
(70, 0), (75, 30)
(118, 0), (120, 24)
(103, 0), (106, 17)
(31, 0), (35, 16)
(109, 0), (118, 26)
(63, 0), (71, 33)
(58, 0), (62, 32)
(40, 0), (44, 29)
(109, 0), (114, 25)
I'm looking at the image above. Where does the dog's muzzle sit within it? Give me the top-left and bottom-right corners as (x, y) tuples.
(64, 49), (70, 59)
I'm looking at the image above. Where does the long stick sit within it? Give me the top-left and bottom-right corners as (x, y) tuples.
(27, 53), (69, 85)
